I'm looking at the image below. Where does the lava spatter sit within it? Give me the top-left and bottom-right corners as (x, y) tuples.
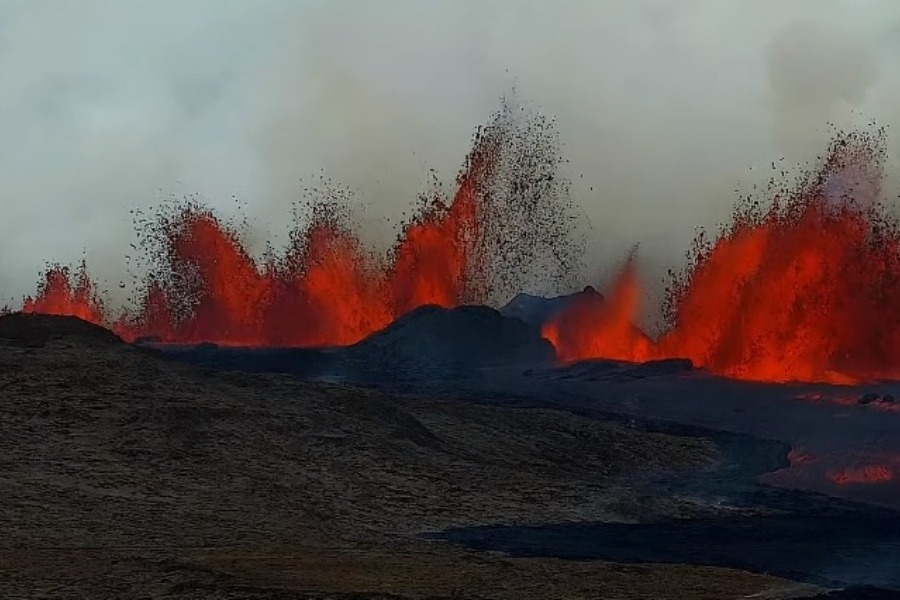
(21, 102), (582, 349)
(542, 248), (652, 363)
(22, 110), (900, 384)
(22, 262), (106, 327)
(546, 128), (900, 384)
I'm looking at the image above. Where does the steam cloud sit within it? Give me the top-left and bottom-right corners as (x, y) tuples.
(1, 0), (899, 319)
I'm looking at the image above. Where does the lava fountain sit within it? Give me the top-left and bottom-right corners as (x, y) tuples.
(21, 105), (900, 384)
(20, 101), (582, 347)
(22, 261), (106, 326)
(542, 247), (652, 363)
(546, 129), (900, 384)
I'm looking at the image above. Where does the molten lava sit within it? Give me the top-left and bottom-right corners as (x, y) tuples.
(23, 262), (106, 326)
(265, 217), (391, 347)
(20, 106), (516, 347)
(542, 251), (652, 363)
(19, 117), (900, 385)
(390, 136), (496, 313)
(545, 130), (900, 383)
(830, 464), (895, 485)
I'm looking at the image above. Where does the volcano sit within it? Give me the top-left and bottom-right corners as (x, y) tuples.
(9, 107), (900, 596)
(343, 304), (555, 378)
(18, 102), (584, 353)
(11, 0), (900, 587)
(17, 122), (900, 387)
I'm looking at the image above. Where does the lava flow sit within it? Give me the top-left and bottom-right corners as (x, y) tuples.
(545, 129), (900, 384)
(830, 465), (895, 486)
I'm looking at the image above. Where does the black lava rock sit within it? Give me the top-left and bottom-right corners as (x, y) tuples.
(858, 393), (880, 405)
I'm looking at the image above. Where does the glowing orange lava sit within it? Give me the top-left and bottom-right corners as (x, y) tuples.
(22, 262), (106, 327)
(542, 252), (652, 363)
(545, 130), (900, 383)
(390, 136), (496, 314)
(830, 464), (895, 485)
(21, 111), (505, 347)
(19, 121), (900, 385)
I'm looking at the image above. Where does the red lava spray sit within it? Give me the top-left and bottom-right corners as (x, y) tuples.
(546, 129), (900, 384)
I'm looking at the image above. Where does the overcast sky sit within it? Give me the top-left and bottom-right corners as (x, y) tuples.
(1, 0), (899, 306)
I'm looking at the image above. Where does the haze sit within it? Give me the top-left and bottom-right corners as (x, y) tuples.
(1, 0), (898, 314)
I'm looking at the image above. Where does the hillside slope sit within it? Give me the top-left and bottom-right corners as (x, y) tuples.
(0, 314), (810, 599)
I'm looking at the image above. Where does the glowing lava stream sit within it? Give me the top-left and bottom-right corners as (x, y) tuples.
(16, 124), (900, 385)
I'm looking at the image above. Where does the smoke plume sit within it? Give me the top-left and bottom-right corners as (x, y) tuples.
(1, 0), (899, 318)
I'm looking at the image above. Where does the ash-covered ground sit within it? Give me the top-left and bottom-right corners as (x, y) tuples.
(3, 309), (900, 598)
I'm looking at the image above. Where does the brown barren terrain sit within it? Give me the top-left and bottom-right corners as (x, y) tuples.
(0, 314), (816, 599)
